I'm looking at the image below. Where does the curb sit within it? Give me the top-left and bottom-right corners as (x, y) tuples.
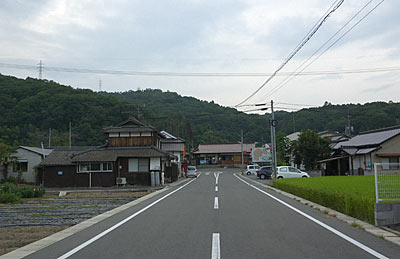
(1, 178), (191, 259)
(239, 174), (400, 247)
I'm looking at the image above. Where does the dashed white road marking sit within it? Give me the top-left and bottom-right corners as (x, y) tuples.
(206, 172), (210, 176)
(211, 233), (220, 259)
(234, 174), (389, 259)
(215, 186), (218, 192)
(214, 197), (219, 209)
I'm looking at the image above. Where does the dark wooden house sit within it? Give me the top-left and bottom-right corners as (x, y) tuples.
(40, 117), (174, 187)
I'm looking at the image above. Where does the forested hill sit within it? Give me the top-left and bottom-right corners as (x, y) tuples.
(1, 74), (400, 148)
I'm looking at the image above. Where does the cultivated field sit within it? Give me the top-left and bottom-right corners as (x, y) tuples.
(273, 176), (376, 224)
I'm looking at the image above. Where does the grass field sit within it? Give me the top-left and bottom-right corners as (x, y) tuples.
(273, 176), (376, 224)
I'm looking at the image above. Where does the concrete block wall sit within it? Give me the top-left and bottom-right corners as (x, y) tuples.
(375, 203), (400, 226)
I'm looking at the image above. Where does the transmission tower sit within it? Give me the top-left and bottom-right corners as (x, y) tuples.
(38, 60), (43, 79)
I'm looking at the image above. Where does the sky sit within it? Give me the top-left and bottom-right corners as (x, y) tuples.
(0, 0), (399, 112)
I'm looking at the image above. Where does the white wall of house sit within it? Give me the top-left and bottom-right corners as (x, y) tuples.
(150, 157), (161, 171)
(7, 148), (44, 183)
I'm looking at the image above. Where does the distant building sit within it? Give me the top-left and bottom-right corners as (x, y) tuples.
(318, 125), (400, 176)
(3, 146), (53, 184)
(40, 117), (175, 187)
(160, 131), (185, 177)
(192, 143), (256, 165)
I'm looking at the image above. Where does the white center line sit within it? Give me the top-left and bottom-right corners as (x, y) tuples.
(214, 197), (219, 209)
(215, 186), (218, 192)
(211, 233), (220, 259)
(234, 174), (389, 259)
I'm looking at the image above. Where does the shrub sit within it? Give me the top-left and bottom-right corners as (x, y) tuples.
(0, 183), (45, 201)
(0, 182), (18, 194)
(0, 192), (20, 203)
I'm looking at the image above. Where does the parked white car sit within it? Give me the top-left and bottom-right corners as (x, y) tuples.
(276, 166), (309, 179)
(246, 164), (260, 175)
(187, 166), (198, 178)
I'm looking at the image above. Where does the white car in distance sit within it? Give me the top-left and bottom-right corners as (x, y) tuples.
(246, 164), (260, 175)
(187, 166), (198, 178)
(276, 166), (309, 179)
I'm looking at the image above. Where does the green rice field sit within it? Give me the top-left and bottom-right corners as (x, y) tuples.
(273, 176), (376, 224)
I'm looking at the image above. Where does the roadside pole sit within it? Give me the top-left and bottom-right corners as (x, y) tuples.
(241, 129), (244, 175)
(271, 100), (277, 179)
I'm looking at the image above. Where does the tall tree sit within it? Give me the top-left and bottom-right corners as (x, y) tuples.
(293, 129), (331, 170)
(276, 132), (291, 166)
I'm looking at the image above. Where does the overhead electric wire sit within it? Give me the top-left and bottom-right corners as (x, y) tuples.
(1, 63), (399, 78)
(262, 0), (385, 99)
(233, 0), (344, 108)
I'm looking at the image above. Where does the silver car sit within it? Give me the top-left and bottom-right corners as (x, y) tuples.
(187, 166), (198, 178)
(276, 166), (309, 179)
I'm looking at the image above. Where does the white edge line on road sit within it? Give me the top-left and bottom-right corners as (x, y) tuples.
(211, 233), (220, 259)
(214, 197), (219, 209)
(215, 186), (218, 192)
(234, 174), (389, 259)
(58, 177), (198, 259)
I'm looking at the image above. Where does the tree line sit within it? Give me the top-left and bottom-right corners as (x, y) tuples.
(1, 74), (400, 152)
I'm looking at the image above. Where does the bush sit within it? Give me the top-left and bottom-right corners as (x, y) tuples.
(0, 192), (20, 203)
(0, 183), (45, 202)
(273, 176), (376, 224)
(0, 182), (18, 194)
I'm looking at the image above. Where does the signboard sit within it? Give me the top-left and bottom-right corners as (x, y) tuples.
(251, 145), (272, 163)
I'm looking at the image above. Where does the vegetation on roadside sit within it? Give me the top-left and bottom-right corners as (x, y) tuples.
(273, 176), (375, 224)
(0, 182), (45, 203)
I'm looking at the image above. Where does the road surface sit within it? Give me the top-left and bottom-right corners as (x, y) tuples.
(25, 168), (399, 259)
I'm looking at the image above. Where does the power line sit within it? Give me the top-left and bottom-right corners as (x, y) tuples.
(234, 0), (344, 107)
(2, 62), (398, 78)
(262, 0), (385, 99)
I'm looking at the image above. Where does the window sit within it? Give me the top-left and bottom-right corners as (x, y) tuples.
(129, 158), (149, 172)
(90, 163), (101, 171)
(103, 162), (113, 171)
(79, 163), (90, 172)
(289, 167), (300, 173)
(279, 167), (287, 172)
(13, 162), (28, 172)
(389, 157), (399, 169)
(78, 163), (112, 172)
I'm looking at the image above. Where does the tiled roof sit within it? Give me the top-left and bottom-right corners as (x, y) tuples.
(192, 143), (256, 154)
(337, 127), (400, 148)
(40, 150), (80, 166)
(71, 146), (171, 162)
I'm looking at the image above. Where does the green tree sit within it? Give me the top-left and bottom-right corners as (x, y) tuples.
(276, 132), (291, 165)
(293, 129), (331, 170)
(0, 143), (18, 180)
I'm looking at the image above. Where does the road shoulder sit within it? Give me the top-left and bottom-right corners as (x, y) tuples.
(238, 173), (400, 247)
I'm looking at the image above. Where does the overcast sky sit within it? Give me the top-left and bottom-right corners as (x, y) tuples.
(0, 0), (399, 112)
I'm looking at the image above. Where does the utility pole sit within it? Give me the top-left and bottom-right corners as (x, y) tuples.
(241, 129), (244, 174)
(38, 60), (43, 79)
(48, 128), (51, 148)
(99, 79), (102, 92)
(346, 111), (352, 137)
(69, 121), (72, 149)
(270, 100), (277, 179)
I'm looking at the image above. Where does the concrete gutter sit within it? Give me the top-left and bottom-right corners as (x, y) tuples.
(240, 174), (400, 247)
(1, 178), (190, 259)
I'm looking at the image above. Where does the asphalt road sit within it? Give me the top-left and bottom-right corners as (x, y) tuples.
(25, 168), (400, 259)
